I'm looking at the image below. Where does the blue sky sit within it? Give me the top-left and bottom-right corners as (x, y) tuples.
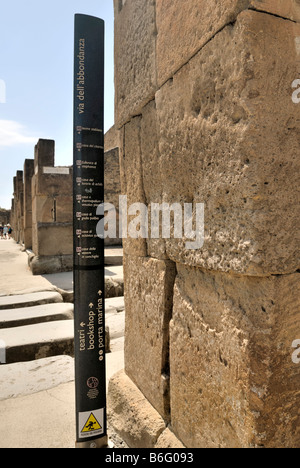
(0, 0), (114, 209)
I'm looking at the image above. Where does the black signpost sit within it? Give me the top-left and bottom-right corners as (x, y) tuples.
(73, 14), (107, 449)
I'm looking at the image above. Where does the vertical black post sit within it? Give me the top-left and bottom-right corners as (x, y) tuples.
(73, 14), (107, 449)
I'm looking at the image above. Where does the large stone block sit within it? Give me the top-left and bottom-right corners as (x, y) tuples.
(35, 170), (73, 200)
(156, 0), (247, 86)
(29, 254), (73, 276)
(153, 10), (300, 275)
(124, 255), (176, 420)
(108, 370), (166, 448)
(120, 117), (148, 257)
(156, 0), (300, 86)
(104, 125), (120, 152)
(140, 100), (168, 260)
(34, 139), (55, 171)
(23, 159), (34, 250)
(108, 370), (185, 448)
(251, 0), (300, 22)
(170, 264), (300, 448)
(114, 0), (157, 127)
(36, 223), (73, 257)
(115, 0), (300, 125)
(105, 147), (122, 246)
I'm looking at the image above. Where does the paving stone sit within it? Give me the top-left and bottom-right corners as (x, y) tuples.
(105, 296), (125, 314)
(0, 303), (74, 329)
(0, 355), (75, 401)
(0, 291), (63, 311)
(105, 247), (123, 266)
(0, 320), (74, 364)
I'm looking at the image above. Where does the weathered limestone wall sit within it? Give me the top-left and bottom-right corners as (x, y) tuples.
(30, 139), (73, 275)
(10, 129), (122, 272)
(109, 0), (300, 448)
(12, 171), (24, 244)
(23, 159), (34, 250)
(104, 125), (122, 246)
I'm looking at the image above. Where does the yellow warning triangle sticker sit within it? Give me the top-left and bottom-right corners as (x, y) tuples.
(81, 412), (102, 434)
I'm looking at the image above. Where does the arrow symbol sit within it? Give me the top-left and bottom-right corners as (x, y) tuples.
(89, 303), (94, 308)
(80, 322), (86, 328)
(98, 290), (102, 296)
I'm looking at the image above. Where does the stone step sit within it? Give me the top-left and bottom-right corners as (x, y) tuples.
(105, 268), (124, 299)
(0, 312), (124, 364)
(0, 303), (74, 329)
(0, 291), (63, 311)
(106, 312), (125, 341)
(0, 298), (123, 329)
(105, 247), (123, 266)
(106, 296), (125, 315)
(0, 320), (74, 364)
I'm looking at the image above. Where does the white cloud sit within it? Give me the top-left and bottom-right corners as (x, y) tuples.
(0, 80), (6, 104)
(0, 120), (38, 148)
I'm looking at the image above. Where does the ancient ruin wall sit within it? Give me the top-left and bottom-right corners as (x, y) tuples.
(109, 0), (300, 448)
(30, 139), (73, 275)
(10, 129), (122, 272)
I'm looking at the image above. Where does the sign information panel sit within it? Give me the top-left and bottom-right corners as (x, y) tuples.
(73, 14), (107, 449)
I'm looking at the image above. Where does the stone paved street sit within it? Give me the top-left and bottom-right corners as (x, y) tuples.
(0, 239), (125, 448)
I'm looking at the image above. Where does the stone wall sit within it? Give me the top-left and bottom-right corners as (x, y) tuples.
(23, 159), (34, 250)
(109, 0), (300, 448)
(13, 171), (24, 244)
(10, 128), (122, 273)
(30, 139), (73, 275)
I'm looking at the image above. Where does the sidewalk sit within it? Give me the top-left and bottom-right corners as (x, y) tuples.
(0, 240), (56, 296)
(0, 353), (124, 448)
(0, 240), (125, 448)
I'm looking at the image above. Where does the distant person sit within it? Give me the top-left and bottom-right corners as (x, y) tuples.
(7, 225), (12, 239)
(0, 225), (3, 239)
(3, 225), (8, 239)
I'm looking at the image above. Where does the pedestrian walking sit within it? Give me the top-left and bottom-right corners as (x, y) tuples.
(7, 224), (12, 239)
(3, 225), (8, 239)
(0, 225), (3, 239)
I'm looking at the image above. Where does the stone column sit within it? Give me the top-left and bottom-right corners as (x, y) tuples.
(10, 200), (15, 237)
(23, 159), (34, 250)
(104, 147), (122, 246)
(108, 0), (300, 448)
(11, 177), (17, 240)
(15, 171), (24, 244)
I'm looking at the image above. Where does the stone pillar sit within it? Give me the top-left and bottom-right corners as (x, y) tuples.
(34, 138), (55, 171)
(10, 200), (14, 235)
(15, 171), (24, 244)
(11, 177), (17, 240)
(108, 0), (300, 448)
(104, 125), (122, 246)
(104, 147), (121, 246)
(30, 139), (73, 275)
(23, 159), (34, 250)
